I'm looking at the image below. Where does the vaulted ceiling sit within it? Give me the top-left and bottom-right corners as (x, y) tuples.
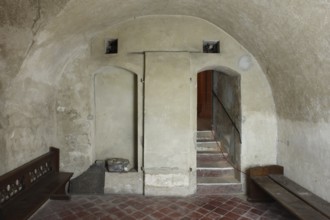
(2, 0), (329, 123)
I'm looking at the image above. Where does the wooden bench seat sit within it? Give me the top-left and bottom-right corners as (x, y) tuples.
(0, 147), (73, 220)
(247, 165), (330, 220)
(269, 174), (330, 218)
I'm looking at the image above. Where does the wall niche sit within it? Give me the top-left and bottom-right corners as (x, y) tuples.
(94, 69), (138, 171)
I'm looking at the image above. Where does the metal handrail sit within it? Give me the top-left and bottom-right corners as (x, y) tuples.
(212, 91), (242, 143)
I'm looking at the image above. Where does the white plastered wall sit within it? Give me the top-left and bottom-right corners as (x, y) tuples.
(2, 0), (329, 201)
(90, 16), (277, 195)
(4, 15), (277, 196)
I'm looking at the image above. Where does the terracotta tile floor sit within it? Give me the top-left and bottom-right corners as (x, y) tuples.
(30, 195), (296, 220)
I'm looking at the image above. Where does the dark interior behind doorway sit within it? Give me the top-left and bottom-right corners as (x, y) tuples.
(197, 70), (213, 130)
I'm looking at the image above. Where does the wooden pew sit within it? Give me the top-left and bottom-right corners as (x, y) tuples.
(0, 147), (73, 220)
(247, 165), (330, 220)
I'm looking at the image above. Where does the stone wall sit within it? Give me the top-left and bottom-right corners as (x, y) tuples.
(2, 13), (277, 196)
(0, 0), (69, 174)
(1, 0), (329, 201)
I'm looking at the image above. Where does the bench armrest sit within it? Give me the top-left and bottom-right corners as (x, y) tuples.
(246, 165), (283, 202)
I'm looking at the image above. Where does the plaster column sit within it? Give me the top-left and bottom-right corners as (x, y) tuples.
(144, 52), (195, 196)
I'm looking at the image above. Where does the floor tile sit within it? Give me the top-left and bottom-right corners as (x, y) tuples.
(30, 194), (297, 220)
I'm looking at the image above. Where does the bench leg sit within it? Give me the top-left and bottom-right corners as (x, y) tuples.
(50, 182), (71, 200)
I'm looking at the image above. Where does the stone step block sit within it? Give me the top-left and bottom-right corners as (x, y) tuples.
(197, 176), (238, 184)
(196, 141), (221, 152)
(197, 151), (228, 162)
(196, 183), (243, 195)
(197, 160), (232, 169)
(196, 130), (214, 141)
(197, 167), (235, 178)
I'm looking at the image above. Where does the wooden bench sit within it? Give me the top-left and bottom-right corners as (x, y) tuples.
(247, 165), (330, 220)
(0, 147), (73, 220)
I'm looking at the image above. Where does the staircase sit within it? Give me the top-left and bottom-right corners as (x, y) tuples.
(196, 130), (243, 195)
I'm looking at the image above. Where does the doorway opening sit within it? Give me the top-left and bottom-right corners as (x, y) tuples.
(196, 69), (242, 182)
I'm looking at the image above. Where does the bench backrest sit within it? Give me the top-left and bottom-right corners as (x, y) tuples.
(0, 147), (60, 206)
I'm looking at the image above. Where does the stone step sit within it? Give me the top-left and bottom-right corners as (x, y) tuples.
(196, 131), (241, 195)
(197, 176), (243, 195)
(196, 130), (214, 141)
(197, 147), (233, 177)
(196, 183), (243, 195)
(197, 158), (235, 178)
(197, 168), (234, 178)
(197, 176), (239, 184)
(196, 141), (220, 152)
(197, 156), (236, 180)
(197, 151), (228, 162)
(197, 160), (231, 169)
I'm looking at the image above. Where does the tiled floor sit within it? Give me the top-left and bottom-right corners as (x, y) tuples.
(30, 194), (296, 220)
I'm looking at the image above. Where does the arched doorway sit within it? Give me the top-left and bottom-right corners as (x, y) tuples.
(196, 69), (242, 194)
(197, 69), (241, 164)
